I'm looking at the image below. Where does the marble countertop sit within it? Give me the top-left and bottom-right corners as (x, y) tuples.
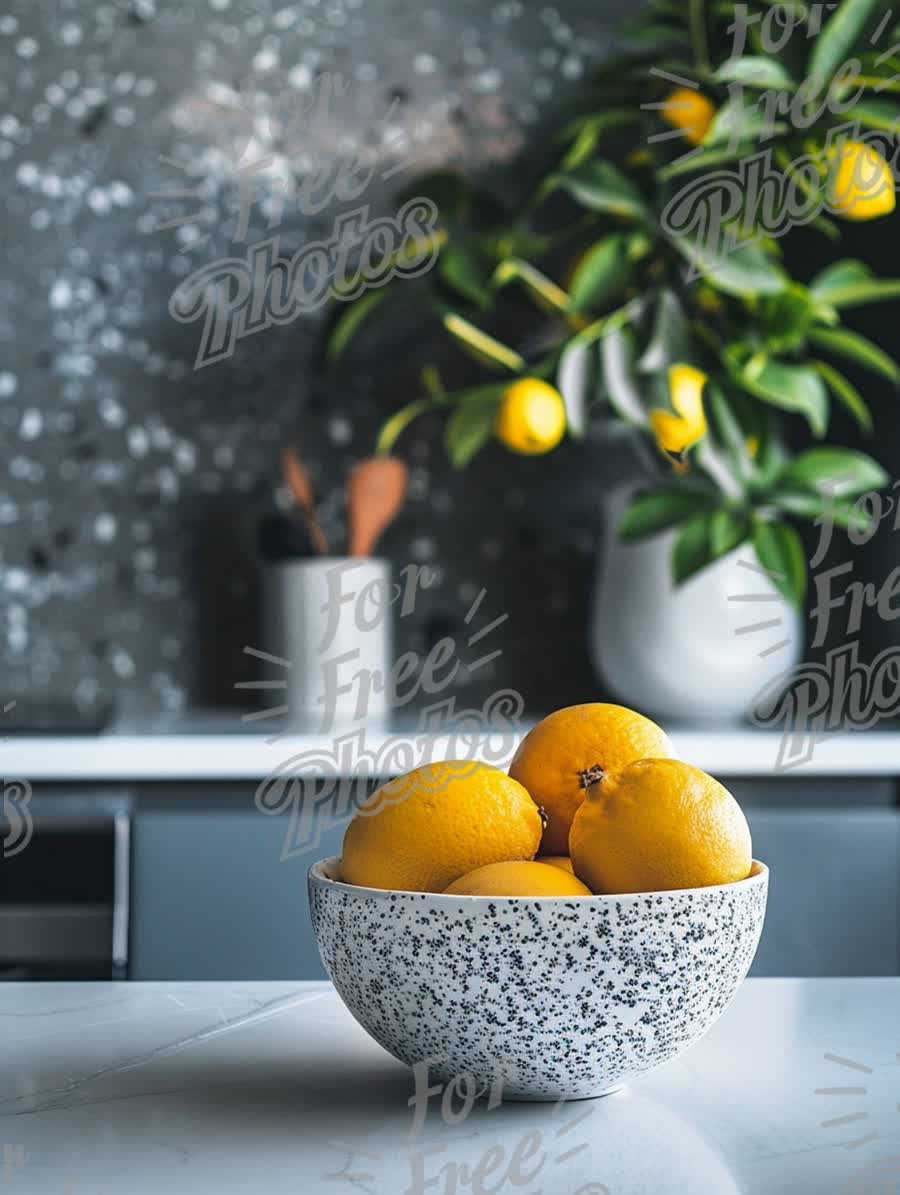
(1, 979), (898, 1193)
(2, 708), (900, 779)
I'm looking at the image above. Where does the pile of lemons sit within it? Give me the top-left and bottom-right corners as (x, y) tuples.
(339, 703), (752, 897)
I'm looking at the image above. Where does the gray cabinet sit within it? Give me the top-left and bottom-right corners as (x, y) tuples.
(131, 792), (348, 980)
(747, 807), (900, 977)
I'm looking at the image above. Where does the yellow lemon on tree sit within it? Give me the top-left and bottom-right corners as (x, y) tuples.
(444, 860), (592, 897)
(826, 140), (895, 221)
(537, 855), (575, 874)
(649, 363), (708, 461)
(340, 760), (543, 892)
(496, 378), (566, 455)
(509, 703), (674, 855)
(661, 88), (716, 145)
(569, 758), (752, 894)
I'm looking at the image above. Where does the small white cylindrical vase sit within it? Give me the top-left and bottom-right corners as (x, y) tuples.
(591, 488), (804, 723)
(263, 558), (393, 728)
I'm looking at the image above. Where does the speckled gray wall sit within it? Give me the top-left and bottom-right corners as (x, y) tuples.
(0, 0), (638, 718)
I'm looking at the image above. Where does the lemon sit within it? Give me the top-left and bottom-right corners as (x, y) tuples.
(569, 758), (752, 894)
(827, 141), (895, 222)
(649, 364), (708, 459)
(509, 703), (674, 855)
(340, 761), (543, 892)
(536, 855), (575, 874)
(496, 378), (566, 455)
(660, 88), (716, 145)
(444, 860), (592, 897)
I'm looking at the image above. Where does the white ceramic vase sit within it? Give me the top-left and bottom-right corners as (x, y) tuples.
(263, 558), (393, 727)
(591, 488), (804, 723)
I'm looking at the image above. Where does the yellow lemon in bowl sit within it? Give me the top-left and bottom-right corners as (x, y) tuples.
(536, 855), (575, 874)
(340, 761), (543, 892)
(570, 758), (752, 894)
(509, 703), (674, 855)
(444, 860), (592, 897)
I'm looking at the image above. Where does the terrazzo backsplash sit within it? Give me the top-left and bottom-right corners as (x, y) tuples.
(0, 0), (642, 718)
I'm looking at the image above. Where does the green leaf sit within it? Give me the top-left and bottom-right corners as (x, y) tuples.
(438, 245), (493, 307)
(751, 519), (807, 608)
(705, 382), (754, 478)
(735, 357), (829, 437)
(752, 409), (789, 488)
(442, 314), (525, 372)
(326, 289), (390, 360)
(455, 382), (509, 403)
(492, 259), (569, 312)
(714, 56), (795, 89)
(771, 489), (873, 533)
(710, 508), (750, 558)
(761, 284), (817, 346)
(600, 324), (647, 425)
(809, 258), (872, 301)
(619, 487), (717, 541)
(808, 261), (900, 311)
(657, 143), (758, 181)
(637, 288), (690, 373)
(808, 0), (883, 96)
(807, 326), (900, 385)
(558, 110), (640, 169)
(556, 340), (593, 440)
(848, 99), (900, 132)
(376, 397), (433, 457)
(568, 235), (631, 313)
(817, 278), (900, 309)
(702, 97), (788, 146)
(812, 360), (873, 432)
(853, 49), (900, 92)
(671, 235), (787, 298)
(779, 446), (888, 495)
(556, 160), (651, 221)
(559, 122), (603, 172)
(672, 513), (715, 585)
(444, 397), (500, 468)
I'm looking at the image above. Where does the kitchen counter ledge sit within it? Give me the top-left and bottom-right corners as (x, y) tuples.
(1, 708), (899, 780)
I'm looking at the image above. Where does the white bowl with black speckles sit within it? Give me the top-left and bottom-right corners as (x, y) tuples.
(309, 857), (768, 1101)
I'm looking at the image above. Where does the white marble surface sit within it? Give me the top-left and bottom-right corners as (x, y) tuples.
(2, 708), (900, 779)
(1, 979), (898, 1193)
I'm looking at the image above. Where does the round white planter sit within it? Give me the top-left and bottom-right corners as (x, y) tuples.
(591, 490), (804, 722)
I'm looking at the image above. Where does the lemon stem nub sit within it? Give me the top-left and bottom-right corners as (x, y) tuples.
(578, 765), (605, 789)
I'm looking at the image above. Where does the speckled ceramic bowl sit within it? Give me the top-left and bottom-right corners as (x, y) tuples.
(309, 857), (768, 1101)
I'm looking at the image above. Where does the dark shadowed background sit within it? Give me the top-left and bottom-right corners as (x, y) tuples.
(0, 0), (897, 721)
